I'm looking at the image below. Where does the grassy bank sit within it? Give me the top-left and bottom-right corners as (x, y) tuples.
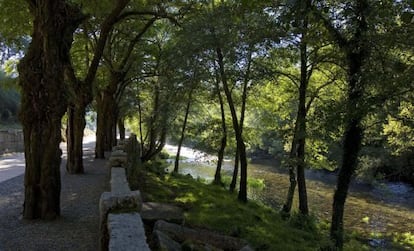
(133, 160), (337, 250)
(132, 156), (414, 250)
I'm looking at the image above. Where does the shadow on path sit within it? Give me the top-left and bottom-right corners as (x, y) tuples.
(0, 140), (109, 251)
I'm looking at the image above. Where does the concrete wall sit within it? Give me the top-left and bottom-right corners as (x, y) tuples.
(0, 129), (24, 154)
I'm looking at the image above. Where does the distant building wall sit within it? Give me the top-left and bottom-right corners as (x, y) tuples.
(0, 129), (24, 154)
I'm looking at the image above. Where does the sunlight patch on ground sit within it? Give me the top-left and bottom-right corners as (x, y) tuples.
(0, 153), (25, 182)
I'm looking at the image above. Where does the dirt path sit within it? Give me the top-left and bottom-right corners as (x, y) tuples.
(0, 152), (25, 183)
(0, 141), (109, 251)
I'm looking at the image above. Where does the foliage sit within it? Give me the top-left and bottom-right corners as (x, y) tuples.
(288, 212), (318, 233)
(355, 155), (384, 184)
(382, 101), (414, 155)
(0, 0), (31, 63)
(393, 232), (414, 248)
(0, 70), (19, 123)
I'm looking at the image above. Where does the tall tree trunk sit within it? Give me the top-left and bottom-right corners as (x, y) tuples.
(95, 72), (122, 158)
(216, 47), (248, 202)
(237, 142), (248, 202)
(281, 0), (311, 216)
(95, 91), (117, 158)
(138, 99), (145, 151)
(174, 92), (192, 173)
(331, 118), (362, 248)
(296, 106), (308, 215)
(64, 66), (90, 174)
(230, 150), (239, 192)
(66, 104), (86, 174)
(214, 78), (226, 185)
(329, 1), (368, 248)
(330, 52), (365, 249)
(111, 106), (118, 147)
(297, 8), (310, 215)
(141, 82), (162, 161)
(118, 117), (125, 140)
(214, 134), (227, 185)
(95, 96), (106, 159)
(64, 0), (130, 161)
(18, 0), (83, 220)
(282, 122), (298, 214)
(227, 47), (252, 193)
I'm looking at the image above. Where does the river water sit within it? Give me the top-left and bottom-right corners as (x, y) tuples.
(165, 144), (414, 248)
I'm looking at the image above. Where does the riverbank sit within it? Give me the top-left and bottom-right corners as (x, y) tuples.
(134, 165), (324, 250)
(164, 144), (414, 250)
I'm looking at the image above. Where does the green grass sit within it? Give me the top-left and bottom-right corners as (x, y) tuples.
(393, 232), (414, 247)
(135, 164), (324, 250)
(134, 159), (412, 250)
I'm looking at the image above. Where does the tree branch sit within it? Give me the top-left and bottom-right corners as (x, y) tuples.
(119, 18), (157, 70)
(310, 4), (348, 49)
(84, 0), (130, 85)
(115, 10), (181, 26)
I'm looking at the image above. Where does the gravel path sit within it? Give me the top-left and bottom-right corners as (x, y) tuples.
(0, 145), (109, 251)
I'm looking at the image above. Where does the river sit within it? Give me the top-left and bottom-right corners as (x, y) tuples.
(164, 144), (414, 249)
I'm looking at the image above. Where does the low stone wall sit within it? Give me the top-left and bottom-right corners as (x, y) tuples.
(99, 135), (150, 251)
(0, 129), (23, 154)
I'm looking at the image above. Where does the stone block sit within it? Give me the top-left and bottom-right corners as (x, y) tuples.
(112, 145), (125, 152)
(99, 190), (142, 216)
(109, 156), (128, 167)
(141, 202), (184, 224)
(154, 220), (248, 250)
(110, 168), (130, 194)
(99, 191), (143, 250)
(108, 213), (150, 251)
(153, 230), (181, 251)
(111, 150), (127, 157)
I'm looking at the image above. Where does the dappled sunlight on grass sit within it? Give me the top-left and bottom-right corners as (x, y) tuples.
(133, 159), (414, 250)
(175, 192), (197, 204)
(136, 167), (323, 250)
(393, 232), (414, 247)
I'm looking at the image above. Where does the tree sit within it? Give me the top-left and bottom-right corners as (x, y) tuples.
(95, 16), (155, 158)
(213, 66), (227, 185)
(133, 23), (182, 162)
(65, 0), (131, 171)
(18, 0), (84, 219)
(314, 0), (371, 248)
(173, 85), (195, 173)
(94, 4), (182, 159)
(278, 0), (335, 216)
(0, 0), (31, 64)
(215, 44), (249, 201)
